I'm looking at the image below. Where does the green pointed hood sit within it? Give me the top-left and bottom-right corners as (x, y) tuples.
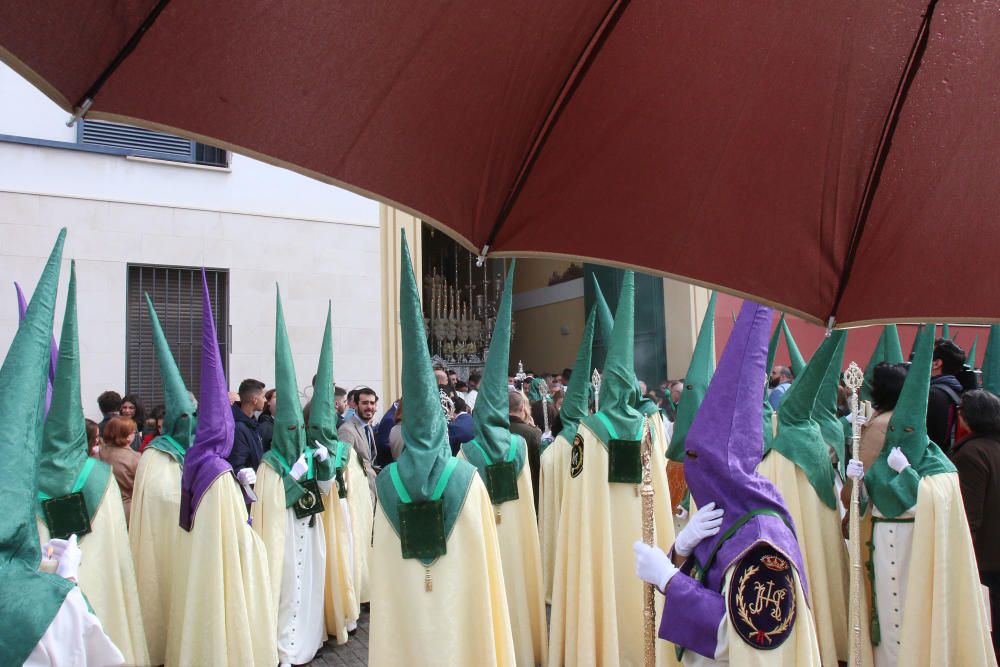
(465, 262), (527, 485)
(967, 335), (979, 370)
(666, 291), (716, 462)
(766, 314), (783, 375)
(582, 271), (644, 443)
(909, 324), (924, 360)
(375, 231), (476, 564)
(271, 286), (306, 464)
(0, 229), (75, 666)
(780, 317), (806, 378)
(307, 304), (340, 447)
(941, 323), (952, 340)
(591, 273), (614, 344)
(862, 325), (904, 401)
(261, 285), (336, 505)
(982, 325), (1000, 395)
(866, 323), (955, 518)
(556, 306), (597, 445)
(766, 329), (845, 509)
(812, 331), (848, 469)
(37, 262), (111, 525)
(144, 293), (197, 462)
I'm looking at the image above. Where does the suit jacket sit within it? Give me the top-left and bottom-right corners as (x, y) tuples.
(338, 416), (377, 503)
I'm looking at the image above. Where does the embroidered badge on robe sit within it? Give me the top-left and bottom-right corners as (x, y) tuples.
(728, 543), (796, 650)
(570, 434), (584, 478)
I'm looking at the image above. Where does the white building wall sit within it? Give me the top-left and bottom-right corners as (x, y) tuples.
(0, 64), (383, 420)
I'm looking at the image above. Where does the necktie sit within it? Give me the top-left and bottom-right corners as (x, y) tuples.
(365, 424), (376, 460)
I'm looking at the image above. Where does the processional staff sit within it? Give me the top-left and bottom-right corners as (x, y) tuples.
(844, 362), (865, 667)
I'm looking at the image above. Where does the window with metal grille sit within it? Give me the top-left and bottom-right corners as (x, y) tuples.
(78, 119), (229, 167)
(126, 265), (229, 408)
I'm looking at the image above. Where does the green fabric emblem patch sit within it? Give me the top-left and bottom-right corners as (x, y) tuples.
(484, 461), (519, 504)
(570, 434), (584, 478)
(41, 491), (92, 540)
(399, 498), (447, 560)
(607, 438), (641, 484)
(293, 478), (326, 520)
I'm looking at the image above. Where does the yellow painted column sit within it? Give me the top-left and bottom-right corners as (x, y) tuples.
(380, 205), (422, 402)
(663, 279), (712, 379)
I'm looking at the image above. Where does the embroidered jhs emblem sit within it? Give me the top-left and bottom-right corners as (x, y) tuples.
(728, 543), (797, 649)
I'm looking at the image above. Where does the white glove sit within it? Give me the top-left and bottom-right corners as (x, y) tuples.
(855, 413), (868, 427)
(236, 467), (257, 485)
(887, 447), (910, 473)
(44, 534), (82, 580)
(633, 541), (678, 591)
(290, 454), (309, 481)
(674, 501), (724, 557)
(846, 459), (864, 481)
(313, 442), (330, 462)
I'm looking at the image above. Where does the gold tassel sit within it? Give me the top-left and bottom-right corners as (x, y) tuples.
(425, 567), (433, 592)
(495, 507), (502, 525)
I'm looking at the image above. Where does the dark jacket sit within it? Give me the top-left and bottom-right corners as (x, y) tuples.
(950, 432), (1000, 571)
(448, 412), (475, 456)
(928, 374), (964, 452)
(228, 405), (263, 472)
(509, 415), (542, 513)
(374, 403), (398, 469)
(257, 412), (275, 452)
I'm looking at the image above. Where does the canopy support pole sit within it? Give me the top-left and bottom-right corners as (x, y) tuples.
(828, 0), (938, 323)
(66, 0), (173, 124)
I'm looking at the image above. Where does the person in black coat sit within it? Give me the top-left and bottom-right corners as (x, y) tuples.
(257, 388), (276, 452)
(228, 378), (265, 472)
(951, 389), (1000, 661)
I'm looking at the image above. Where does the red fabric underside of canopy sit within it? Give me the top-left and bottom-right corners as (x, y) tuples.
(1, 1), (998, 326)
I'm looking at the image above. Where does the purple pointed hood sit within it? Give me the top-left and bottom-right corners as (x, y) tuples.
(16, 282), (57, 411)
(179, 269), (235, 531)
(683, 300), (805, 593)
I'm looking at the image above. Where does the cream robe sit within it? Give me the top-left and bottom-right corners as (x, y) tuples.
(870, 473), (995, 667)
(322, 484), (360, 644)
(251, 463), (330, 665)
(459, 450), (548, 666)
(538, 435), (571, 604)
(369, 475), (516, 667)
(681, 564), (821, 666)
(128, 449), (182, 666)
(548, 421), (679, 667)
(38, 477), (149, 667)
(345, 446), (374, 604)
(167, 473), (277, 667)
(758, 450), (873, 667)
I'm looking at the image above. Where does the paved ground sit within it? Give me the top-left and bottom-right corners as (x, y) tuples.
(306, 609), (370, 667)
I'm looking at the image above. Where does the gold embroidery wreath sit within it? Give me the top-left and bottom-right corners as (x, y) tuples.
(734, 565), (796, 645)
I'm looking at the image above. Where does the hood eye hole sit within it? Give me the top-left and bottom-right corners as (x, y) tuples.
(903, 426), (914, 433)
(288, 425), (297, 431)
(686, 450), (698, 459)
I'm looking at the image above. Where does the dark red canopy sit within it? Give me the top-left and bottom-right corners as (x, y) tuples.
(1, 1), (998, 326)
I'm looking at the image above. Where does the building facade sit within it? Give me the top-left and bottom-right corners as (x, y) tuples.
(0, 63), (383, 419)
